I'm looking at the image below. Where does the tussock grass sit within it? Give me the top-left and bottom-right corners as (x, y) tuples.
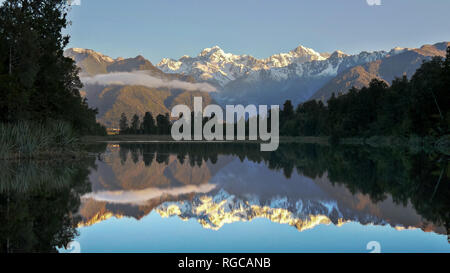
(436, 135), (450, 155)
(0, 160), (76, 193)
(0, 121), (79, 159)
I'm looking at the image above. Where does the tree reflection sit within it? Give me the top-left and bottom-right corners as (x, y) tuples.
(0, 158), (96, 253)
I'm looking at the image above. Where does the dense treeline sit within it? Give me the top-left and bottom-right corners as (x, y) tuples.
(0, 0), (105, 135)
(119, 112), (172, 135)
(119, 111), (222, 136)
(279, 48), (450, 139)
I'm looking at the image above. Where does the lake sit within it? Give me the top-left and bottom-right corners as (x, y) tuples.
(1, 143), (449, 253)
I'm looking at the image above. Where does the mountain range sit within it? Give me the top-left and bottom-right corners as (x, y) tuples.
(64, 42), (449, 127)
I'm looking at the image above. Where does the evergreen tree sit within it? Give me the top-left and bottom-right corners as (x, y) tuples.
(280, 100), (295, 135)
(119, 113), (129, 134)
(156, 113), (171, 135)
(142, 112), (156, 135)
(131, 114), (140, 134)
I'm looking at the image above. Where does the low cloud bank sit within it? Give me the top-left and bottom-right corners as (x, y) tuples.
(82, 184), (217, 205)
(81, 71), (217, 92)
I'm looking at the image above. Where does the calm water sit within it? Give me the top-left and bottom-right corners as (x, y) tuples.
(1, 143), (449, 253)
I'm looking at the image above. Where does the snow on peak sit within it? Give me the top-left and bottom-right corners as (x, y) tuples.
(156, 44), (390, 88)
(157, 44), (333, 86)
(264, 44), (327, 68)
(290, 44), (324, 59)
(200, 45), (222, 56)
(330, 50), (349, 59)
(66, 48), (115, 63)
(388, 47), (412, 56)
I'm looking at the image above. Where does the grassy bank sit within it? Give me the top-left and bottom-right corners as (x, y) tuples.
(0, 121), (86, 160)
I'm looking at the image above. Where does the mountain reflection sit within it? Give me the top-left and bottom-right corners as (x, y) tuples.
(79, 143), (449, 241)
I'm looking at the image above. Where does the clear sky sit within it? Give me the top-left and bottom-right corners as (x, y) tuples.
(64, 0), (450, 63)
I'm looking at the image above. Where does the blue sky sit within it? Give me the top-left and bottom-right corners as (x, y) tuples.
(64, 0), (450, 62)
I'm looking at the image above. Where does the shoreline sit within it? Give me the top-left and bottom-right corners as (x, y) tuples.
(1, 135), (447, 161)
(0, 150), (91, 161)
(81, 134), (449, 153)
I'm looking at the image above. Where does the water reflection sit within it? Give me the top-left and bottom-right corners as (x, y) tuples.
(1, 143), (448, 252)
(80, 143), (449, 241)
(0, 159), (96, 253)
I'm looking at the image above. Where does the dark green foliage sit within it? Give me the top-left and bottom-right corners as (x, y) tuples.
(120, 112), (171, 135)
(130, 114), (140, 134)
(156, 113), (171, 135)
(119, 113), (129, 133)
(0, 0), (105, 135)
(142, 112), (156, 134)
(295, 100), (328, 136)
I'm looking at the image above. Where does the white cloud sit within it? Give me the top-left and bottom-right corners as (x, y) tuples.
(81, 71), (217, 93)
(83, 184), (217, 205)
(367, 0), (382, 6)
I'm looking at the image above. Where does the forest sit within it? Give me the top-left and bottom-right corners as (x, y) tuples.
(0, 0), (105, 136)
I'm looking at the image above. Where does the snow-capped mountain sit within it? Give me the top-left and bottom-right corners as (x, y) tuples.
(157, 45), (328, 87)
(66, 48), (117, 64)
(157, 45), (394, 86)
(156, 188), (371, 231)
(157, 44), (395, 105)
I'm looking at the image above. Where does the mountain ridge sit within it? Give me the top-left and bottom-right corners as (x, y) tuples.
(311, 42), (450, 102)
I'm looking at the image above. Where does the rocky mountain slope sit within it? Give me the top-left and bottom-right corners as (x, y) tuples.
(66, 48), (169, 77)
(64, 48), (214, 127)
(83, 84), (213, 127)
